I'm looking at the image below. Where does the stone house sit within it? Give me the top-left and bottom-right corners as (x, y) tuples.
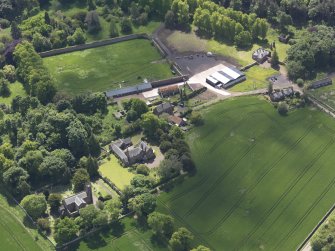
(59, 184), (93, 217)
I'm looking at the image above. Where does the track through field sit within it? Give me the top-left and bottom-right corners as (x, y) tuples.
(158, 97), (335, 250)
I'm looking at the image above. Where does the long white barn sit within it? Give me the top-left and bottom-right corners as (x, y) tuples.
(206, 66), (246, 89)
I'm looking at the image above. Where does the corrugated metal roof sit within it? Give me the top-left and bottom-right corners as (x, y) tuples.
(106, 83), (152, 98)
(221, 66), (244, 79)
(211, 72), (230, 84)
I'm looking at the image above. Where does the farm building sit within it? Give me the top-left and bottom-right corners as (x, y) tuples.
(158, 85), (180, 97)
(106, 83), (152, 98)
(153, 102), (174, 115)
(308, 78), (332, 89)
(110, 139), (155, 166)
(206, 76), (220, 87)
(206, 66), (246, 89)
(59, 184), (93, 217)
(168, 115), (187, 127)
(270, 87), (294, 101)
(252, 48), (271, 63)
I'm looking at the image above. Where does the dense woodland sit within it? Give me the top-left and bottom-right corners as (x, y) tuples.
(0, 0), (335, 250)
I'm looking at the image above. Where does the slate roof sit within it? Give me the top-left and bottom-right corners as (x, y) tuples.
(114, 138), (132, 149)
(155, 102), (173, 114)
(308, 78), (332, 89)
(106, 83), (152, 98)
(64, 191), (88, 206)
(111, 144), (129, 163)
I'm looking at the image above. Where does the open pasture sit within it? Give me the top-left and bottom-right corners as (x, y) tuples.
(44, 39), (172, 94)
(158, 96), (335, 250)
(68, 217), (169, 251)
(0, 187), (53, 251)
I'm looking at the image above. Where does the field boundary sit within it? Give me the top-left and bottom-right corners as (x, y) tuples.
(297, 201), (335, 250)
(39, 34), (149, 58)
(0, 187), (55, 250)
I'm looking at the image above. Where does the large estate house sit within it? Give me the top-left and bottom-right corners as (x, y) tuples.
(110, 138), (155, 166)
(59, 184), (93, 217)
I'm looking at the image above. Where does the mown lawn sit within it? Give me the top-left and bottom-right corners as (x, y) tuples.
(0, 81), (26, 105)
(44, 39), (173, 94)
(68, 217), (169, 251)
(99, 155), (135, 190)
(0, 186), (54, 251)
(229, 66), (277, 92)
(158, 96), (335, 250)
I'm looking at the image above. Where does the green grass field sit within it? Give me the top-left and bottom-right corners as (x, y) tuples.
(69, 217), (169, 251)
(44, 39), (173, 94)
(157, 96), (335, 250)
(99, 155), (135, 190)
(230, 66), (277, 92)
(0, 187), (54, 251)
(0, 82), (26, 105)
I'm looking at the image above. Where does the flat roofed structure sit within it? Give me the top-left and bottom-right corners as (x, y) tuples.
(206, 76), (220, 86)
(221, 66), (244, 79)
(106, 83), (152, 98)
(211, 72), (231, 85)
(206, 65), (246, 89)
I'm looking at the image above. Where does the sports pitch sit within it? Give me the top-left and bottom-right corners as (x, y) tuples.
(158, 96), (335, 250)
(44, 39), (173, 94)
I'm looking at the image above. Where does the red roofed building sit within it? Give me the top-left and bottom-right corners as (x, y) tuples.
(158, 85), (180, 97)
(168, 115), (187, 127)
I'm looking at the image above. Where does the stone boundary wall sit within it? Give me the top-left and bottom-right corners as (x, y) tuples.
(9, 194), (56, 249)
(151, 37), (170, 58)
(39, 34), (149, 58)
(297, 201), (335, 251)
(240, 61), (258, 71)
(151, 75), (189, 88)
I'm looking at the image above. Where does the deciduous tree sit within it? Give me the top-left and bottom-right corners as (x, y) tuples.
(20, 194), (47, 219)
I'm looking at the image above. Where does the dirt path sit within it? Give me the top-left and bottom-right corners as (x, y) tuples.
(301, 242), (312, 251)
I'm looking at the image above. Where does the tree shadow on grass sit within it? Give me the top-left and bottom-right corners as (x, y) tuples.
(23, 215), (38, 229)
(108, 221), (125, 238)
(83, 233), (107, 250)
(131, 216), (150, 232)
(150, 233), (169, 248)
